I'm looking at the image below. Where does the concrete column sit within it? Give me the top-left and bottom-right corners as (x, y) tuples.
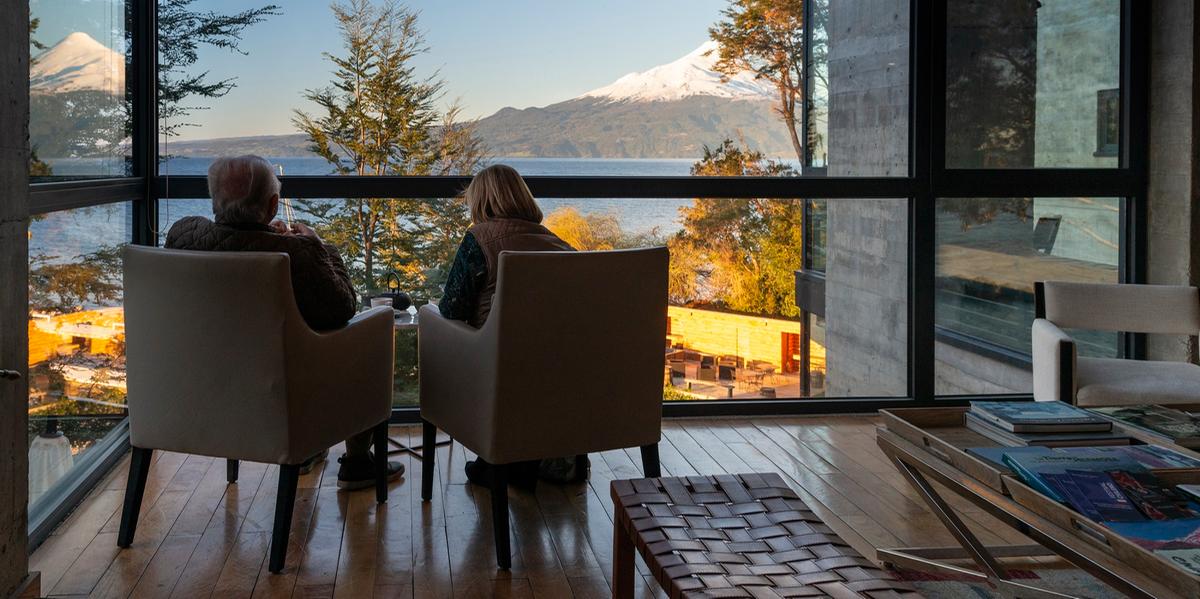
(1146, 1), (1199, 362)
(822, 0), (910, 397)
(0, 4), (31, 598)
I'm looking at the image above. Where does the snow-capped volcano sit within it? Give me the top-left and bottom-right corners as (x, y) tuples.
(580, 41), (774, 103)
(31, 32), (126, 95)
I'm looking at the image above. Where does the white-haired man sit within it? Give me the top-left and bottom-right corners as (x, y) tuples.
(166, 154), (403, 489)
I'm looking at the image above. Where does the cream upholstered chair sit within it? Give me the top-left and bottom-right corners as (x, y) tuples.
(120, 246), (395, 573)
(418, 247), (669, 569)
(1033, 281), (1200, 406)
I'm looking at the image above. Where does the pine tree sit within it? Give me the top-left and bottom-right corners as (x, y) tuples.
(293, 0), (485, 295)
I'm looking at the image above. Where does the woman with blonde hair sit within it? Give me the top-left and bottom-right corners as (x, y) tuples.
(438, 164), (578, 487)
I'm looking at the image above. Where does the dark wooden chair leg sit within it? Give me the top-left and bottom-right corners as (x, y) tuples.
(373, 420), (389, 503)
(227, 459), (239, 483)
(640, 443), (661, 478)
(117, 446), (153, 548)
(268, 464), (301, 574)
(574, 454), (589, 482)
(421, 419), (436, 501)
(491, 463), (512, 569)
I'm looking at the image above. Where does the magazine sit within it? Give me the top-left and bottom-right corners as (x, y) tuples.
(1090, 405), (1200, 448)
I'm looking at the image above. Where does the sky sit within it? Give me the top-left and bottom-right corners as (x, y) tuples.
(33, 0), (728, 140)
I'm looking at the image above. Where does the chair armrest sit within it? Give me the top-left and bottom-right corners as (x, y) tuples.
(284, 306), (396, 461)
(1032, 318), (1076, 403)
(418, 304), (498, 453)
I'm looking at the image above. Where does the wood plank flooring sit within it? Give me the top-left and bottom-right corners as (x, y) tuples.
(29, 416), (1052, 598)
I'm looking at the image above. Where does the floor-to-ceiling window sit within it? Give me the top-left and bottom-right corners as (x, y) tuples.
(23, 0), (1149, 541)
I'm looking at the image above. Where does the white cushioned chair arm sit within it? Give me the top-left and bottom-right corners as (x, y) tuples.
(282, 306), (395, 462)
(418, 304), (499, 456)
(1031, 318), (1076, 403)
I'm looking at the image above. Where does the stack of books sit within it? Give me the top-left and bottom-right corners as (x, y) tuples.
(989, 446), (1200, 574)
(1090, 405), (1200, 449)
(965, 401), (1131, 447)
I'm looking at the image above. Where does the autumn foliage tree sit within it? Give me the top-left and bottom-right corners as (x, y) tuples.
(670, 140), (803, 317)
(709, 0), (806, 163)
(293, 0), (486, 295)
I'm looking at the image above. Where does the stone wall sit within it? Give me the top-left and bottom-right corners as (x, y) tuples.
(0, 3), (31, 596)
(822, 0), (910, 397)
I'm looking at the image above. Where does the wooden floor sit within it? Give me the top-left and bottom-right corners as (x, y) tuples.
(30, 416), (1052, 598)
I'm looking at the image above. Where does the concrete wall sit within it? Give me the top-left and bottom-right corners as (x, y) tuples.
(0, 4), (31, 597)
(1033, 0), (1121, 169)
(822, 0), (909, 397)
(1146, 1), (1200, 363)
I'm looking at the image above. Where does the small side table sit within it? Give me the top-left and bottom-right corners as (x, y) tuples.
(387, 307), (452, 458)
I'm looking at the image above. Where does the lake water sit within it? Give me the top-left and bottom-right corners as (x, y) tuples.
(32, 157), (710, 259)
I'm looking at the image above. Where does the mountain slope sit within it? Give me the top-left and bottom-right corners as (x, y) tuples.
(472, 42), (792, 159)
(31, 32), (126, 95)
(582, 41), (773, 103)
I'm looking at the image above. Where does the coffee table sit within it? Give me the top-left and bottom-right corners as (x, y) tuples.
(876, 407), (1200, 599)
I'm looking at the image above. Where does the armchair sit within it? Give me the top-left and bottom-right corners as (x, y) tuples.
(1033, 281), (1200, 406)
(120, 246), (395, 573)
(418, 247), (669, 569)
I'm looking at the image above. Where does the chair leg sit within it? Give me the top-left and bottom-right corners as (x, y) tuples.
(491, 463), (512, 570)
(574, 454), (589, 482)
(421, 419), (436, 502)
(373, 420), (389, 504)
(227, 459), (239, 483)
(640, 443), (661, 478)
(117, 446), (154, 548)
(269, 464), (301, 574)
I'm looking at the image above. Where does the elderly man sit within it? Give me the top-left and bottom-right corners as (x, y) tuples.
(165, 154), (403, 490)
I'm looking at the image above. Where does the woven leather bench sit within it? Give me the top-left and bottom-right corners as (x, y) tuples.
(611, 473), (923, 598)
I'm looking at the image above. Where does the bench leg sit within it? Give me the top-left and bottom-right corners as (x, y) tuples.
(613, 514), (636, 599)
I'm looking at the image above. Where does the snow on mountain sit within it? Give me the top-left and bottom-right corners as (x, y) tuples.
(30, 32), (126, 95)
(580, 41), (774, 103)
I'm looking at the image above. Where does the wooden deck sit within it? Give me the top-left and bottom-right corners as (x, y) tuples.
(29, 416), (1056, 598)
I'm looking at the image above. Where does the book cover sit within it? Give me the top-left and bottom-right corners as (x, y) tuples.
(965, 446), (1053, 471)
(1065, 470), (1145, 522)
(1001, 450), (1147, 504)
(1041, 471), (1103, 521)
(1085, 445), (1200, 470)
(970, 401), (1111, 432)
(1107, 470), (1196, 520)
(1091, 405), (1200, 446)
(1106, 518), (1200, 551)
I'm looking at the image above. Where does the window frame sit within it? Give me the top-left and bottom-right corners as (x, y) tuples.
(25, 0), (1150, 540)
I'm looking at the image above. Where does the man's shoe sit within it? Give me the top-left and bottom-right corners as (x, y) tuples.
(337, 452), (404, 491)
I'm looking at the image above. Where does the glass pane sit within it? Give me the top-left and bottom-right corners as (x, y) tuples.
(935, 197), (1120, 395)
(806, 0), (829, 171)
(155, 0), (907, 178)
(27, 203), (131, 509)
(946, 0), (1121, 168)
(161, 193), (908, 401)
(29, 0), (133, 181)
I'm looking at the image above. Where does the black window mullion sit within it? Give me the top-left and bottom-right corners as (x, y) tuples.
(131, 0), (158, 247)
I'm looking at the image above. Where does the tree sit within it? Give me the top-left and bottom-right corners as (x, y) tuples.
(293, 0), (486, 295)
(157, 0), (282, 141)
(670, 140), (803, 317)
(29, 244), (124, 313)
(28, 17), (52, 176)
(709, 0), (806, 163)
(544, 208), (626, 251)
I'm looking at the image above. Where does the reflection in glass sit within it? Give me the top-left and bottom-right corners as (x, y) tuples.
(946, 1), (1120, 168)
(935, 197), (1119, 395)
(27, 203), (132, 507)
(29, 0), (132, 180)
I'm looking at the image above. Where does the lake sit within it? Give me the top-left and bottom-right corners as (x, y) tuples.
(32, 157), (711, 259)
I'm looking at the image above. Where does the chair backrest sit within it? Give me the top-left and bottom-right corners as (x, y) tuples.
(1036, 281), (1200, 335)
(483, 247), (669, 456)
(123, 246), (298, 458)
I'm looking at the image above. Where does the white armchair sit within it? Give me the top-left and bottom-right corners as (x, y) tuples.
(418, 247), (669, 569)
(120, 246), (395, 573)
(1033, 281), (1200, 406)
